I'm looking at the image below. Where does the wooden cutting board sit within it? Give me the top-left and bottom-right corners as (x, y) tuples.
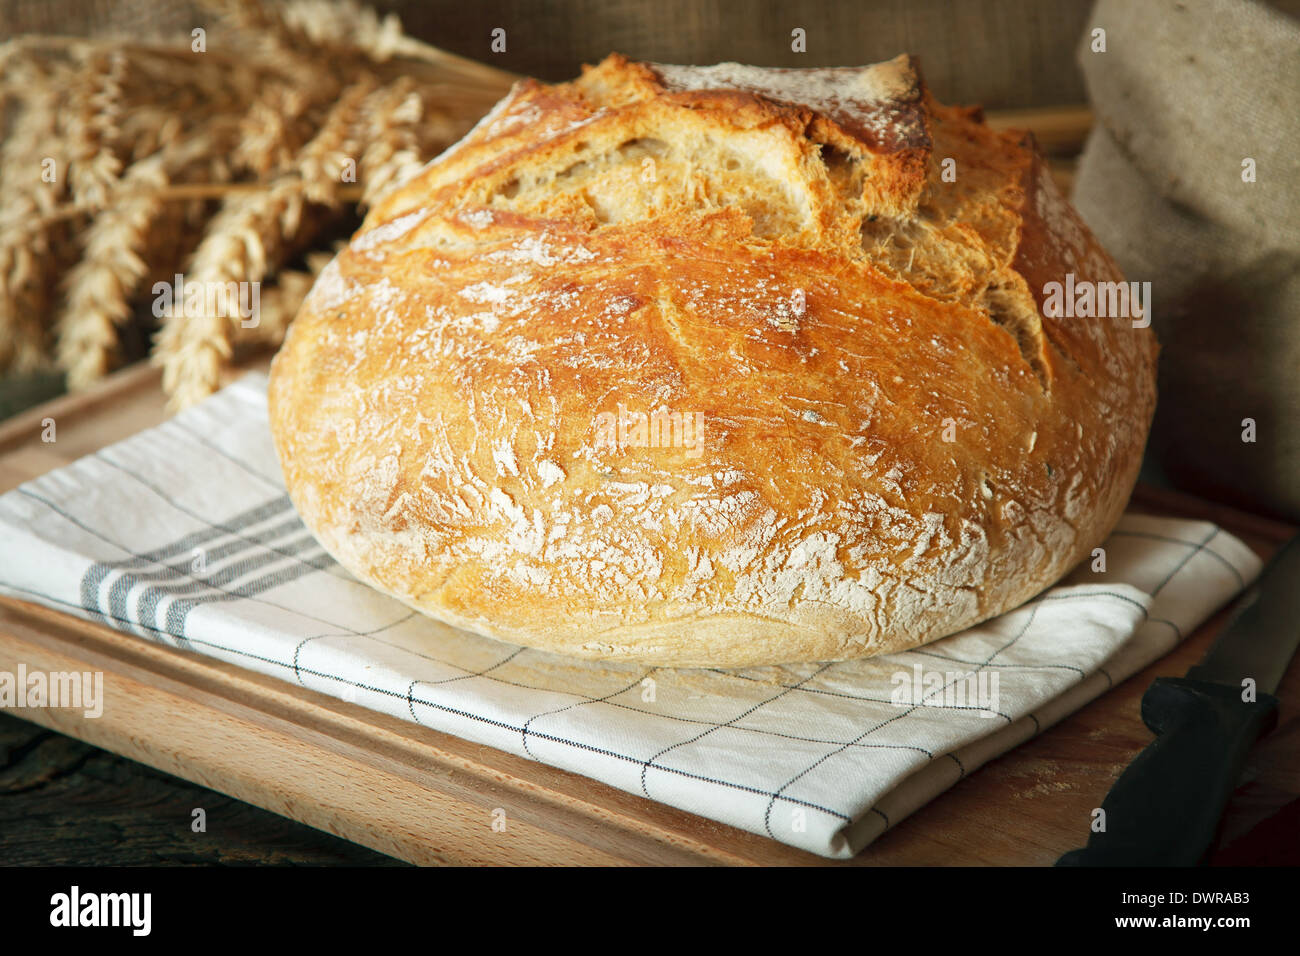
(0, 357), (1296, 866)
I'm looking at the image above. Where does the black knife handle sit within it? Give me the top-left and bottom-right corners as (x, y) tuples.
(1056, 676), (1278, 867)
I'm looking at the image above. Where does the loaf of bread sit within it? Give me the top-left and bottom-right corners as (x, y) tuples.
(268, 53), (1158, 668)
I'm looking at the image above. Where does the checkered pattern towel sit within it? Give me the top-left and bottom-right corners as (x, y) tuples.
(0, 374), (1262, 858)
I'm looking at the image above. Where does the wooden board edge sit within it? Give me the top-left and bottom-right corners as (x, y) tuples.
(984, 104), (1093, 153)
(0, 362), (161, 453)
(0, 597), (829, 866)
(1130, 483), (1296, 545)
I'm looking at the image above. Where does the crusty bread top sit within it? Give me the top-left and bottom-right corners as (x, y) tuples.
(268, 54), (1158, 667)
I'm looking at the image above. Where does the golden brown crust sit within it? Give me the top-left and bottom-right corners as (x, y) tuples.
(268, 54), (1158, 668)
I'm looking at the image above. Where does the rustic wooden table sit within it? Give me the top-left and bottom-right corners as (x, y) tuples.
(0, 710), (405, 865)
(1, 359), (1297, 866)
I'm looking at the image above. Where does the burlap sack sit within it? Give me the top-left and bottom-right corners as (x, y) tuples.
(1073, 0), (1300, 521)
(2, 0), (1095, 110)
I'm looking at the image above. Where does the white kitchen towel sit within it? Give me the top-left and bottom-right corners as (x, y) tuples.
(0, 373), (1262, 858)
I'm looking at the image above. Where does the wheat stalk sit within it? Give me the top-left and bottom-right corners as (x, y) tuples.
(202, 0), (404, 62)
(66, 48), (126, 210)
(232, 246), (338, 349)
(355, 77), (439, 205)
(56, 130), (236, 388)
(155, 78), (376, 408)
(0, 70), (70, 372)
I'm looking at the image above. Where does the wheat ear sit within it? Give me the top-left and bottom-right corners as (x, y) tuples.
(56, 132), (230, 387)
(155, 79), (375, 408)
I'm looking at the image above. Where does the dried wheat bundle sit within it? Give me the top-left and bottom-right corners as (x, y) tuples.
(56, 131), (239, 388)
(0, 0), (515, 408)
(156, 76), (379, 406)
(0, 63), (71, 372)
(66, 49), (127, 210)
(356, 76), (457, 205)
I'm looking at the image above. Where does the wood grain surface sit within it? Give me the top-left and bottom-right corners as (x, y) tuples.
(0, 357), (1296, 865)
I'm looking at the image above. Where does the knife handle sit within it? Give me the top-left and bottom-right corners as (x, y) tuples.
(1056, 676), (1278, 867)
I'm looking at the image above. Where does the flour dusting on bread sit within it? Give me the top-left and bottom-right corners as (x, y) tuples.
(267, 53), (1158, 668)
